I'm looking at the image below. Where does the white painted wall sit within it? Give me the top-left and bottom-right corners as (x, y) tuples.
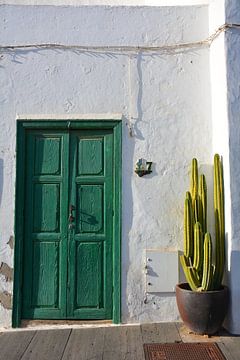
(0, 4), (212, 327)
(0, 0), (209, 6)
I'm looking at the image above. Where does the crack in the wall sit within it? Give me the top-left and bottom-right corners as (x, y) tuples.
(0, 262), (13, 282)
(0, 291), (12, 310)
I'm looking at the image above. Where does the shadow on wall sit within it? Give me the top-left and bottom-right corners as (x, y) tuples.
(134, 53), (144, 141)
(121, 52), (147, 322)
(224, 250), (240, 333)
(121, 116), (135, 323)
(0, 159), (3, 206)
(224, 0), (240, 335)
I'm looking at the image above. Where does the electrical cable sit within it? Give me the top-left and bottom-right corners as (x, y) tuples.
(1, 23), (240, 53)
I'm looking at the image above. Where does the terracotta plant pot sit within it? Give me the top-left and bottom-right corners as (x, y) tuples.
(176, 283), (229, 335)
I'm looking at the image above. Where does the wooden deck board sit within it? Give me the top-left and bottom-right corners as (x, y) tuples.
(0, 323), (237, 360)
(102, 326), (128, 360)
(0, 331), (36, 360)
(219, 337), (240, 360)
(176, 322), (222, 343)
(125, 325), (145, 360)
(102, 325), (145, 360)
(141, 322), (182, 343)
(21, 329), (71, 360)
(218, 342), (236, 360)
(61, 327), (105, 360)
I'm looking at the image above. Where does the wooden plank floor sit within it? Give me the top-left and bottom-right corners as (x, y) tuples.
(0, 323), (239, 360)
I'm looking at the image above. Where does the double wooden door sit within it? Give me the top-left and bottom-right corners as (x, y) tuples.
(21, 129), (113, 320)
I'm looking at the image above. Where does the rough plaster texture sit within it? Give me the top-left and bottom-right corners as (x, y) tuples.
(1, 5), (209, 46)
(0, 4), (212, 327)
(0, 0), (209, 5)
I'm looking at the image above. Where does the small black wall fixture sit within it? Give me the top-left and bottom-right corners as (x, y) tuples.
(135, 158), (152, 177)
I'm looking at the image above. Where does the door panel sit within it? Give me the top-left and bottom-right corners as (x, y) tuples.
(33, 183), (60, 233)
(22, 129), (113, 320)
(34, 136), (62, 175)
(76, 185), (103, 233)
(22, 131), (69, 319)
(75, 242), (103, 308)
(68, 130), (113, 319)
(78, 138), (103, 175)
(69, 130), (113, 319)
(31, 242), (59, 308)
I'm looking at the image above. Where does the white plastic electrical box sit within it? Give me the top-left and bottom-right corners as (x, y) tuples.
(146, 250), (179, 293)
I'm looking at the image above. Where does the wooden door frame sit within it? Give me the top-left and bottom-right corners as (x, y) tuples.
(13, 119), (122, 328)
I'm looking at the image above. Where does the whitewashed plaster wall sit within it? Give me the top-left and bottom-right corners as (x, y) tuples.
(0, 0), (209, 5)
(0, 5), (211, 327)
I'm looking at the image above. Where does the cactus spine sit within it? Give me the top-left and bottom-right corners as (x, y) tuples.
(181, 155), (225, 291)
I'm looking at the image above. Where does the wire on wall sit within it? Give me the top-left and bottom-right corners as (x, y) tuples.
(0, 23), (240, 53)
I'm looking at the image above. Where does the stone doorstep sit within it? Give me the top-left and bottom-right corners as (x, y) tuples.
(0, 321), (233, 340)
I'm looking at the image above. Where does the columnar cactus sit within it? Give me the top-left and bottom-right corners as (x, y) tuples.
(180, 155), (225, 291)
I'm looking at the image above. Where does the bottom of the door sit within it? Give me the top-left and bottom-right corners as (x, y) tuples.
(22, 309), (112, 321)
(21, 319), (112, 328)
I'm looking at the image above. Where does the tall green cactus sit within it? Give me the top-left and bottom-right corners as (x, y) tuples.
(180, 155), (225, 291)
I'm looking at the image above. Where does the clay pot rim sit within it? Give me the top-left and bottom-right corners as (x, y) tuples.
(176, 282), (229, 294)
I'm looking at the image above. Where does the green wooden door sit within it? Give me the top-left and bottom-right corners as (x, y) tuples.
(22, 129), (114, 320)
